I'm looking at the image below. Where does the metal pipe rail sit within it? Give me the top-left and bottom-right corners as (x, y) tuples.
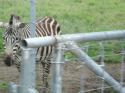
(21, 30), (125, 48)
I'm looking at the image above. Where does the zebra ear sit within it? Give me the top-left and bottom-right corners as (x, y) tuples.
(9, 14), (20, 25)
(18, 23), (26, 28)
(9, 14), (14, 25)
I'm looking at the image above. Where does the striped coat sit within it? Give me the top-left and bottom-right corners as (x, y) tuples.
(3, 14), (60, 93)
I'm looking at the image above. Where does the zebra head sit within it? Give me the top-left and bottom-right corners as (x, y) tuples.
(3, 14), (26, 66)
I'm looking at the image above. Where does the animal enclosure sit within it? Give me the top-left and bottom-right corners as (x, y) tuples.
(0, 0), (125, 93)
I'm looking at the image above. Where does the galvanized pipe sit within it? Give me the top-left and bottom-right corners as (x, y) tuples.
(51, 43), (64, 93)
(29, 0), (36, 88)
(30, 0), (36, 37)
(65, 41), (125, 93)
(21, 30), (125, 48)
(19, 0), (37, 93)
(19, 48), (38, 93)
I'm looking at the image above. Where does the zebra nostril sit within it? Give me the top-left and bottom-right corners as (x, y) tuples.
(4, 56), (14, 66)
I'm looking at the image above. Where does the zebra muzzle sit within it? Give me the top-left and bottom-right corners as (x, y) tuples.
(4, 55), (14, 66)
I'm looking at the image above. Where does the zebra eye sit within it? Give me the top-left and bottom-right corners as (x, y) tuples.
(16, 37), (19, 40)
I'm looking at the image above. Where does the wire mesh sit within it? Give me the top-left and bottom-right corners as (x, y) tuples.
(0, 0), (125, 93)
(61, 41), (125, 93)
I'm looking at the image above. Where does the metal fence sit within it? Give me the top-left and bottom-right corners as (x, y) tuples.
(0, 0), (125, 93)
(18, 31), (125, 93)
(7, 31), (125, 93)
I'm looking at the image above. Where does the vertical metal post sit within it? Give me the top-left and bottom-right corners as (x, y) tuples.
(9, 0), (37, 92)
(99, 42), (105, 93)
(120, 42), (125, 86)
(30, 0), (36, 38)
(79, 65), (85, 93)
(30, 0), (36, 90)
(19, 48), (38, 93)
(51, 43), (64, 93)
(30, 0), (36, 87)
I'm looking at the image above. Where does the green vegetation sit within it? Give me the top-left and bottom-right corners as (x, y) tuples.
(0, 29), (3, 52)
(0, 82), (7, 89)
(0, 0), (125, 62)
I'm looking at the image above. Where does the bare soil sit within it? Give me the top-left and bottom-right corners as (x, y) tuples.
(0, 56), (124, 93)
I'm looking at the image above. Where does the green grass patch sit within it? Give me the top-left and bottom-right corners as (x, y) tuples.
(0, 82), (8, 89)
(0, 29), (4, 53)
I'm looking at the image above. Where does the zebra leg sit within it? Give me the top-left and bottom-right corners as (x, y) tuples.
(41, 59), (51, 93)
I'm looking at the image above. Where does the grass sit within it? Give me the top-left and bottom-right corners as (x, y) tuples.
(0, 82), (8, 89)
(0, 0), (125, 63)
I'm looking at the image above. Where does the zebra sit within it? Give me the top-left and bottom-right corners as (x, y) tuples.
(3, 14), (60, 93)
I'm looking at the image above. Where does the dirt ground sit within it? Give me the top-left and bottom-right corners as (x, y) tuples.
(0, 55), (124, 93)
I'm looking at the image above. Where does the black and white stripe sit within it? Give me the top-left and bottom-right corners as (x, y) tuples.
(3, 14), (60, 92)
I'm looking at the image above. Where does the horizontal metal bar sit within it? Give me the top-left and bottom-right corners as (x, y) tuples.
(21, 30), (125, 48)
(21, 36), (56, 48)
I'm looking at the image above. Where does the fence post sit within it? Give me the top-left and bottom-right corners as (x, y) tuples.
(19, 48), (38, 93)
(51, 43), (64, 93)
